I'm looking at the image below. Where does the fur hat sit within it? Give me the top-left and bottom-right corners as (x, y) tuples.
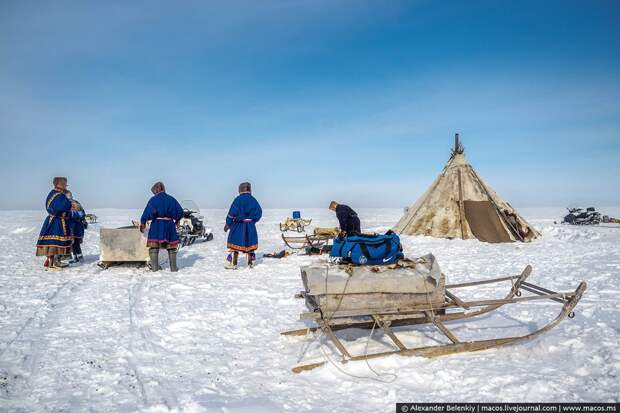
(151, 181), (166, 194)
(238, 182), (252, 193)
(53, 176), (67, 187)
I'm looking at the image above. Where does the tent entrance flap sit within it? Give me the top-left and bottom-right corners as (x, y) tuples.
(463, 201), (512, 243)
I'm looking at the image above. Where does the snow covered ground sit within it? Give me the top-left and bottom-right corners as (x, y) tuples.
(1, 207), (619, 412)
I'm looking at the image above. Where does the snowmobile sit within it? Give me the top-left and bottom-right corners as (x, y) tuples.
(177, 200), (213, 247)
(562, 207), (601, 225)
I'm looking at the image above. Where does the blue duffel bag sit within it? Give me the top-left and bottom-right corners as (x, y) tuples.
(330, 230), (404, 265)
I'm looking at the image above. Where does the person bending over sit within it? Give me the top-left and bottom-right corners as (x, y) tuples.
(329, 201), (361, 236)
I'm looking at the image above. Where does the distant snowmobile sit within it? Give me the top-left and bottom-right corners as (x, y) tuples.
(562, 207), (601, 225)
(177, 200), (213, 247)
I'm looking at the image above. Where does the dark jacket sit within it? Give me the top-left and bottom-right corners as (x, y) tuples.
(336, 204), (361, 235)
(70, 200), (87, 239)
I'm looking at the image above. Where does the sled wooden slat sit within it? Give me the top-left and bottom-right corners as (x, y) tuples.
(300, 290), (575, 320)
(318, 320), (352, 359)
(445, 275), (520, 289)
(445, 290), (470, 309)
(292, 362), (326, 373)
(373, 316), (408, 351)
(521, 281), (560, 296)
(445, 265), (532, 290)
(426, 311), (460, 344)
(519, 284), (566, 304)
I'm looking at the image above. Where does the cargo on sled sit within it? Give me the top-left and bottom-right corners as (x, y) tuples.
(177, 200), (214, 247)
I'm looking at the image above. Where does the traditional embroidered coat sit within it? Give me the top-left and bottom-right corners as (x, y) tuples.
(140, 192), (183, 248)
(36, 190), (73, 255)
(70, 200), (86, 239)
(226, 193), (262, 252)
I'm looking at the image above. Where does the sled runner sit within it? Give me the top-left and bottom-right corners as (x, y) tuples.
(282, 227), (340, 250)
(282, 233), (334, 250)
(283, 257), (586, 373)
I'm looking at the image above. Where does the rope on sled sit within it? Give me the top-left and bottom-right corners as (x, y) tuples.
(306, 263), (399, 382)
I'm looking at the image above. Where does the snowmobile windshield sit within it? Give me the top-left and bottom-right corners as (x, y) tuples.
(180, 200), (201, 213)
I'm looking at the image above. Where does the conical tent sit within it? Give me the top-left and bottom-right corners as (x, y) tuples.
(394, 135), (539, 243)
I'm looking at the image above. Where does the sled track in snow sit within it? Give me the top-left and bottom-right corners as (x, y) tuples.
(0, 279), (71, 359)
(127, 275), (178, 409)
(0, 266), (100, 407)
(127, 276), (149, 405)
(0, 271), (95, 360)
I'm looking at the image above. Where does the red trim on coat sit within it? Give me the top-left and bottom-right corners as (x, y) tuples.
(147, 239), (180, 245)
(227, 242), (258, 252)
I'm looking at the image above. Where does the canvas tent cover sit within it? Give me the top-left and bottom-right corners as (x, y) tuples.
(394, 139), (539, 243)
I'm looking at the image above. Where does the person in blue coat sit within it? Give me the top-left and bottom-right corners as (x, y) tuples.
(36, 177), (73, 271)
(140, 181), (183, 272)
(66, 190), (87, 263)
(224, 182), (262, 269)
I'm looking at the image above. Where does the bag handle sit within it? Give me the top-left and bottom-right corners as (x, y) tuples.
(338, 238), (346, 257)
(358, 239), (392, 260)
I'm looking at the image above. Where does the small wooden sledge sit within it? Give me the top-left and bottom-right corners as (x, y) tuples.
(282, 227), (340, 250)
(280, 217), (312, 233)
(282, 233), (334, 250)
(283, 262), (586, 373)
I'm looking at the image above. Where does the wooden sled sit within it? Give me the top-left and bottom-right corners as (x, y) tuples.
(282, 265), (587, 373)
(280, 217), (312, 233)
(282, 233), (334, 250)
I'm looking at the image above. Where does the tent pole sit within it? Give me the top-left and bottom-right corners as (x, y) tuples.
(457, 169), (466, 239)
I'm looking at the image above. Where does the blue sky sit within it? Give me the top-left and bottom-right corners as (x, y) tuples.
(1, 0), (619, 209)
